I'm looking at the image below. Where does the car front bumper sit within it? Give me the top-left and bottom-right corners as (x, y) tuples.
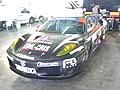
(7, 53), (82, 79)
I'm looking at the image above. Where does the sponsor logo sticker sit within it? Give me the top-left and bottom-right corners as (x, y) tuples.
(37, 62), (59, 67)
(35, 36), (53, 44)
(15, 64), (37, 74)
(20, 61), (26, 67)
(16, 54), (34, 60)
(21, 43), (51, 52)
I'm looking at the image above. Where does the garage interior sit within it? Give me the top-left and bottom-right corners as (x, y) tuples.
(0, 0), (120, 90)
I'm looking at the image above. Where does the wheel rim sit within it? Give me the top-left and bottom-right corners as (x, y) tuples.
(81, 50), (88, 62)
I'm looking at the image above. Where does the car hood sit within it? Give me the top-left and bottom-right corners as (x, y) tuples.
(15, 32), (82, 60)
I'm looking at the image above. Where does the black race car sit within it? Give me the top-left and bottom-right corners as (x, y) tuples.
(7, 16), (107, 79)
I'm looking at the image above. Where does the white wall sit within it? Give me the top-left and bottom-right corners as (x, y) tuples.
(0, 0), (84, 21)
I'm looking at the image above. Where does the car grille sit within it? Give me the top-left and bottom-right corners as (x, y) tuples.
(37, 66), (62, 76)
(8, 56), (63, 76)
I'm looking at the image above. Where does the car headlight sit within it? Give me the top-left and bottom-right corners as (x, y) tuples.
(56, 43), (77, 56)
(10, 38), (19, 48)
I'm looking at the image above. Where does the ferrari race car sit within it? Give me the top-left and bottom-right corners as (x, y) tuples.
(7, 15), (107, 79)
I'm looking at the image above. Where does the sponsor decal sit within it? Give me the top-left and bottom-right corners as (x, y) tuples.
(63, 58), (77, 69)
(92, 26), (99, 32)
(15, 64), (36, 74)
(21, 43), (50, 52)
(37, 62), (59, 67)
(35, 36), (53, 44)
(20, 61), (26, 67)
(22, 43), (35, 50)
(16, 54), (34, 60)
(34, 44), (50, 52)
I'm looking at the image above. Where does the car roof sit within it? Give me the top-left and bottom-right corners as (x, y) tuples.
(50, 17), (86, 23)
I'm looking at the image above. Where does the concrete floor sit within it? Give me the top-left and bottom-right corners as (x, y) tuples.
(0, 27), (120, 90)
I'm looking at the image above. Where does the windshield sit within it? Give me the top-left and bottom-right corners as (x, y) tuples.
(40, 20), (85, 34)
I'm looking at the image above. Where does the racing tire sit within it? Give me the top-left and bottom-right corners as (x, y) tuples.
(0, 21), (6, 31)
(81, 48), (89, 63)
(29, 17), (35, 24)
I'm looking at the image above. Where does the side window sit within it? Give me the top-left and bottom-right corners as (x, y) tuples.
(40, 20), (56, 32)
(64, 23), (85, 34)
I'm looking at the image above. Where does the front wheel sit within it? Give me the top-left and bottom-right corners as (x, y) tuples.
(0, 21), (7, 31)
(81, 49), (89, 62)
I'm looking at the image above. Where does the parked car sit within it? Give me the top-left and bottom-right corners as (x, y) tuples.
(15, 7), (50, 25)
(7, 15), (107, 79)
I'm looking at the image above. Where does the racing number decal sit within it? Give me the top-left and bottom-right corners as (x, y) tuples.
(63, 58), (77, 69)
